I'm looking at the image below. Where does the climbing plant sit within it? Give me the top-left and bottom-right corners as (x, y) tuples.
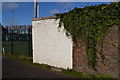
(56, 2), (120, 69)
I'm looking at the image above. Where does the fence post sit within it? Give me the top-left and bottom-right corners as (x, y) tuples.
(11, 29), (13, 54)
(29, 27), (32, 57)
(2, 48), (5, 55)
(28, 28), (30, 57)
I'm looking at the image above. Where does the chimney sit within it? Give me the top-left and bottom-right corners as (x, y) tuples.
(34, 0), (37, 18)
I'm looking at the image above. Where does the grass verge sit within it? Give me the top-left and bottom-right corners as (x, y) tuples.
(5, 54), (115, 79)
(5, 54), (51, 70)
(61, 69), (112, 78)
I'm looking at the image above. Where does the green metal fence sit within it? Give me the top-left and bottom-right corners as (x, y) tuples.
(2, 41), (32, 57)
(2, 25), (32, 57)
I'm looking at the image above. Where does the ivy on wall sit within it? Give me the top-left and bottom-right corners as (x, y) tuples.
(56, 2), (120, 69)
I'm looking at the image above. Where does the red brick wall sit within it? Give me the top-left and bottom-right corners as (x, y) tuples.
(73, 25), (119, 78)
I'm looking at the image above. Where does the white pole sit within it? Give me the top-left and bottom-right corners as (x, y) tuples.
(2, 48), (5, 55)
(37, 4), (40, 18)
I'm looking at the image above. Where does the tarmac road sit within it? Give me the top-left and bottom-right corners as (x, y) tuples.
(2, 56), (70, 78)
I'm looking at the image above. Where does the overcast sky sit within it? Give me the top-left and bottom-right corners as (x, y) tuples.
(2, 2), (112, 26)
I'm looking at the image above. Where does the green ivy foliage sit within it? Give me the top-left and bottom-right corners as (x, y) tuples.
(56, 2), (120, 69)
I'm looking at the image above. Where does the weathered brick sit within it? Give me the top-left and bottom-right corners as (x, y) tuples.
(73, 25), (119, 78)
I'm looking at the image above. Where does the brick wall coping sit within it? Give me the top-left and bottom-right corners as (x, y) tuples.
(32, 15), (57, 21)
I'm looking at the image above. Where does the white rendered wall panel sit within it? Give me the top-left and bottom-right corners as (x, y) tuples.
(32, 19), (73, 69)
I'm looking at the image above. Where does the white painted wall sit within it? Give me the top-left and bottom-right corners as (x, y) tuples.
(32, 19), (73, 69)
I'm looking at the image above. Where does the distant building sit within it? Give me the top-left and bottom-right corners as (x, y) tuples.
(1, 24), (8, 41)
(3, 25), (32, 41)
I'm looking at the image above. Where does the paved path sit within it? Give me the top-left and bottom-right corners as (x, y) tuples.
(2, 56), (70, 78)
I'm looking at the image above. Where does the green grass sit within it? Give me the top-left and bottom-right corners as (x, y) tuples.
(6, 54), (51, 70)
(5, 54), (115, 79)
(61, 69), (112, 78)
(2, 42), (32, 56)
(61, 69), (91, 78)
(92, 74), (112, 78)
